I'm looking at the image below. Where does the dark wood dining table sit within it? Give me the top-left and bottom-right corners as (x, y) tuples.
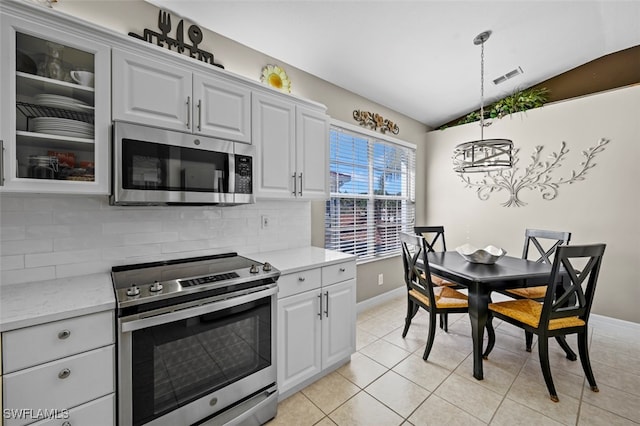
(426, 251), (554, 380)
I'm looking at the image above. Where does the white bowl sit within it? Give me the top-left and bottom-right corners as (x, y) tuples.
(455, 243), (507, 264)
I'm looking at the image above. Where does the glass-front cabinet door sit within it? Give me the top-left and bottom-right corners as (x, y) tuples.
(0, 11), (110, 194)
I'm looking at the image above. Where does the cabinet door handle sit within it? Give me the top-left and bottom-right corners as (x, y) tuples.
(186, 96), (191, 129)
(58, 329), (71, 340)
(292, 173), (297, 196)
(197, 99), (202, 131)
(298, 172), (303, 196)
(317, 293), (322, 319)
(324, 291), (329, 317)
(0, 140), (4, 186)
(58, 368), (71, 379)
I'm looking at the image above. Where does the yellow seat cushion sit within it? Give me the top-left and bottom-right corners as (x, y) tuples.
(409, 286), (468, 309)
(489, 299), (585, 330)
(505, 285), (547, 299)
(431, 274), (458, 287)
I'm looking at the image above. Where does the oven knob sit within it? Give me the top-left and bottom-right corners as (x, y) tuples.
(263, 262), (273, 272)
(150, 281), (163, 292)
(126, 285), (140, 297)
(249, 264), (260, 274)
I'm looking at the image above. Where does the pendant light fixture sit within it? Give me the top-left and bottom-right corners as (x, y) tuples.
(453, 31), (513, 173)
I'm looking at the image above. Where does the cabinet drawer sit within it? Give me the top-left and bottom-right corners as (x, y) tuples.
(3, 345), (114, 426)
(277, 268), (321, 299)
(2, 310), (114, 373)
(322, 261), (356, 286)
(29, 393), (114, 426)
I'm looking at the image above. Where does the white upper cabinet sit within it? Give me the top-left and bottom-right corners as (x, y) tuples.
(0, 12), (110, 194)
(112, 48), (251, 143)
(193, 74), (251, 143)
(253, 91), (329, 200)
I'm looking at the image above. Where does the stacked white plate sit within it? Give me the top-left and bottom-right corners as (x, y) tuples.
(34, 94), (94, 113)
(31, 117), (94, 138)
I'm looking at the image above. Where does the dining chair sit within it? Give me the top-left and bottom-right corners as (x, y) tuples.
(414, 226), (462, 331)
(484, 243), (606, 402)
(497, 229), (572, 353)
(400, 232), (494, 361)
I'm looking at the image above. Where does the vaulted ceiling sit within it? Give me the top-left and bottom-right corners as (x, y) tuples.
(148, 1), (640, 128)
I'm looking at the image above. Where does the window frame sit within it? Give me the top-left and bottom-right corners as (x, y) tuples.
(325, 120), (416, 263)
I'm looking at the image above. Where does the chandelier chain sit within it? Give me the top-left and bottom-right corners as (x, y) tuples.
(480, 39), (485, 140)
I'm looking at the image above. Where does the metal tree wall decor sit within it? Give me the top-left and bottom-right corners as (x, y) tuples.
(129, 10), (224, 68)
(353, 110), (400, 135)
(456, 138), (610, 207)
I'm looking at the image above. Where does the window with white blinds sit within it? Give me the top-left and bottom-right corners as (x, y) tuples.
(325, 124), (416, 262)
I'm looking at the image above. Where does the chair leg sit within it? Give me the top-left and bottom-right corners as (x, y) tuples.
(577, 330), (599, 393)
(525, 331), (534, 352)
(555, 336), (578, 361)
(422, 310), (438, 361)
(440, 313), (449, 332)
(538, 336), (559, 402)
(483, 312), (495, 359)
(402, 299), (418, 338)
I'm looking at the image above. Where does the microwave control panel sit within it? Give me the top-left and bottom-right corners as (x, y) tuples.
(235, 155), (253, 194)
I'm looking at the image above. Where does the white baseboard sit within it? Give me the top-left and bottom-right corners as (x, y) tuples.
(590, 313), (640, 331)
(356, 286), (405, 314)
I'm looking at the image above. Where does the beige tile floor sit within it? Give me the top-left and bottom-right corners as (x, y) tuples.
(267, 294), (640, 425)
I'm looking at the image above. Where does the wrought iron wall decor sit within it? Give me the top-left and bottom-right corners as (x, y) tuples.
(456, 138), (610, 207)
(353, 110), (399, 135)
(129, 11), (224, 68)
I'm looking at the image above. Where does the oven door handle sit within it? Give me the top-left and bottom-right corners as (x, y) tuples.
(120, 285), (277, 333)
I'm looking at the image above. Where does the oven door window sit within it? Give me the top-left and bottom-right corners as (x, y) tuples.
(122, 139), (229, 192)
(130, 296), (272, 426)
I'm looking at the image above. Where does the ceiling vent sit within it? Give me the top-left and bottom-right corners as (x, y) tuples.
(493, 67), (523, 85)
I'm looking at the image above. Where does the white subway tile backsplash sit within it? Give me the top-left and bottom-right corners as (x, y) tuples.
(1, 255), (24, 271)
(1, 265), (56, 285)
(0, 239), (53, 255)
(0, 195), (311, 286)
(26, 248), (102, 268)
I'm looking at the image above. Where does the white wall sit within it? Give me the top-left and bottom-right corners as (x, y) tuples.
(423, 85), (640, 323)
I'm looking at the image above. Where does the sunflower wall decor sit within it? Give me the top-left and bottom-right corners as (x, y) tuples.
(261, 64), (291, 93)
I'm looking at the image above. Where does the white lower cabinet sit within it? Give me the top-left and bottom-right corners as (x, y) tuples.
(1, 311), (115, 426)
(277, 260), (356, 398)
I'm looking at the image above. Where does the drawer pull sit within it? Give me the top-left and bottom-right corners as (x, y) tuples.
(62, 422), (71, 426)
(58, 368), (71, 379)
(58, 329), (71, 339)
(298, 276), (305, 282)
(339, 267), (346, 272)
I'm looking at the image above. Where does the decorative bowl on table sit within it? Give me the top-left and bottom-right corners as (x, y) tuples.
(455, 243), (507, 264)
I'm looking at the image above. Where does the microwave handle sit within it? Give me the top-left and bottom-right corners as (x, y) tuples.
(186, 96), (191, 129)
(228, 153), (236, 193)
(0, 140), (4, 186)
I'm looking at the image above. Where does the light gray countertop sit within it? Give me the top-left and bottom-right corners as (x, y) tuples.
(0, 273), (115, 332)
(245, 246), (356, 275)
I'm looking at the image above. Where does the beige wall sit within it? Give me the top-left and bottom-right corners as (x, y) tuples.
(53, 0), (428, 303)
(423, 85), (640, 323)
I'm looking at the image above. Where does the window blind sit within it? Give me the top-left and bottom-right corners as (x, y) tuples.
(325, 124), (416, 261)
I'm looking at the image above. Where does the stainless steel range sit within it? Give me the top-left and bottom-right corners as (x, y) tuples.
(112, 253), (280, 426)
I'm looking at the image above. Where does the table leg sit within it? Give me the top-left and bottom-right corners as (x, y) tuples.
(467, 281), (490, 380)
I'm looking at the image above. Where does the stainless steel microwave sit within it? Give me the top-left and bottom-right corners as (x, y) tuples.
(111, 121), (254, 206)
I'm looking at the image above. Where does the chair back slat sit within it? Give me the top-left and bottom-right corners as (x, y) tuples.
(400, 232), (436, 301)
(414, 226), (447, 252)
(522, 229), (571, 263)
(541, 244), (605, 325)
